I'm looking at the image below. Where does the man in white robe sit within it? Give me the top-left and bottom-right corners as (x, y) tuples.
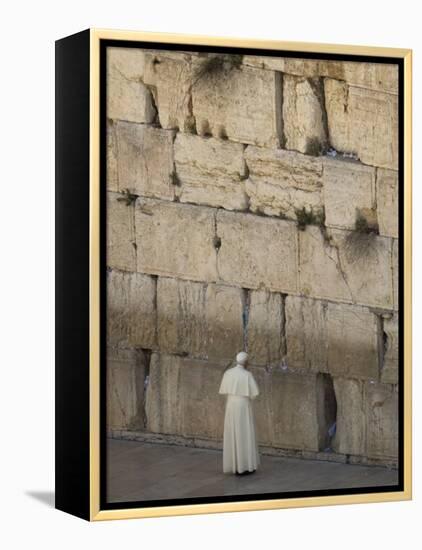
(219, 352), (260, 475)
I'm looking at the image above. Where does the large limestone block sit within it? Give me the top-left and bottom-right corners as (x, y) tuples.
(107, 120), (119, 192)
(174, 133), (248, 210)
(243, 55), (320, 76)
(145, 353), (226, 439)
(377, 168), (399, 238)
(135, 199), (217, 282)
(285, 296), (379, 380)
(269, 370), (332, 451)
(107, 192), (136, 272)
(205, 284), (245, 361)
(323, 158), (376, 230)
(157, 277), (206, 357)
(324, 79), (398, 170)
(116, 121), (175, 200)
(107, 269), (157, 349)
(392, 238), (399, 310)
(299, 225), (393, 309)
(157, 278), (243, 361)
(247, 290), (285, 366)
(381, 314), (399, 384)
(249, 367), (273, 445)
(283, 75), (327, 154)
(107, 346), (146, 430)
(143, 52), (193, 130)
(251, 367), (335, 450)
(327, 302), (380, 380)
(107, 47), (146, 81)
(107, 50), (155, 123)
(332, 377), (366, 456)
(365, 382), (398, 460)
(285, 295), (328, 372)
(299, 225), (351, 303)
(192, 64), (282, 148)
(330, 229), (394, 309)
(244, 146), (323, 219)
(242, 57), (398, 94)
(322, 61), (398, 95)
(145, 353), (182, 435)
(217, 210), (298, 293)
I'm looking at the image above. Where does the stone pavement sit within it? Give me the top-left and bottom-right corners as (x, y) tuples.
(106, 438), (399, 504)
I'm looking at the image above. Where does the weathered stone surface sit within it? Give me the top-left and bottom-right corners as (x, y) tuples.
(107, 192), (136, 271)
(116, 121), (175, 200)
(107, 120), (119, 191)
(107, 47), (146, 81)
(324, 79), (398, 170)
(205, 284), (245, 361)
(243, 55), (320, 76)
(143, 52), (193, 130)
(107, 346), (146, 430)
(249, 367), (272, 445)
(145, 353), (226, 438)
(327, 302), (379, 380)
(331, 229), (394, 309)
(268, 370), (333, 451)
(332, 377), (366, 456)
(107, 51), (156, 123)
(192, 64), (282, 148)
(299, 225), (351, 303)
(157, 278), (243, 361)
(323, 158), (376, 230)
(135, 199), (217, 282)
(285, 295), (328, 372)
(283, 75), (327, 154)
(365, 382), (398, 460)
(244, 146), (323, 219)
(243, 57), (398, 94)
(323, 61), (398, 95)
(157, 277), (206, 356)
(286, 296), (379, 379)
(217, 210), (298, 292)
(247, 290), (285, 365)
(377, 168), (399, 238)
(381, 314), (399, 384)
(392, 238), (399, 310)
(174, 134), (248, 210)
(299, 225), (393, 309)
(145, 354), (334, 452)
(107, 269), (156, 349)
(333, 378), (398, 460)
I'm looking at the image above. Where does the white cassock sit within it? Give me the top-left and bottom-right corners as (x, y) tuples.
(219, 364), (260, 474)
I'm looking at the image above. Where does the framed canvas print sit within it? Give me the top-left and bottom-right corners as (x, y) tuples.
(55, 28), (412, 521)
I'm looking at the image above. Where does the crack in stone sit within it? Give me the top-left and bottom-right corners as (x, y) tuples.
(110, 364), (127, 424)
(213, 209), (222, 281)
(275, 71), (285, 148)
(241, 288), (251, 352)
(141, 349), (152, 430)
(280, 293), (287, 361)
(308, 228), (355, 303)
(110, 65), (145, 85)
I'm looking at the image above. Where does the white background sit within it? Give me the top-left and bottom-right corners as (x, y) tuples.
(0, 0), (419, 548)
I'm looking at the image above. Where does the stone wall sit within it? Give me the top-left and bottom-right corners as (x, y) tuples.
(106, 47), (399, 468)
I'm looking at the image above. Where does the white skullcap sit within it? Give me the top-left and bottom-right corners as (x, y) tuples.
(236, 351), (249, 365)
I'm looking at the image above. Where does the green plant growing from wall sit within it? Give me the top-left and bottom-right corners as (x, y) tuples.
(354, 211), (378, 234)
(295, 206), (325, 231)
(192, 53), (244, 84)
(116, 188), (138, 206)
(345, 209), (379, 262)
